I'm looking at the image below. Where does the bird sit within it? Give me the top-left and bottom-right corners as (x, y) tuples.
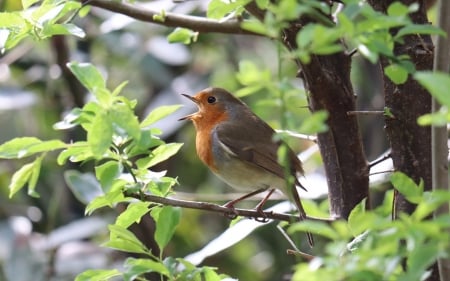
(179, 87), (313, 246)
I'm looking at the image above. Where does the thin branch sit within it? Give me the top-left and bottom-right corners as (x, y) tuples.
(369, 170), (395, 176)
(286, 249), (315, 260)
(125, 192), (333, 223)
(83, 0), (260, 35)
(369, 151), (392, 168)
(278, 225), (315, 260)
(347, 110), (384, 116)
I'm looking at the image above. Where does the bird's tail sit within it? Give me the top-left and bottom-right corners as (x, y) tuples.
(292, 184), (314, 247)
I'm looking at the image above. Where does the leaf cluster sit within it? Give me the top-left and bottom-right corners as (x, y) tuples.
(0, 0), (86, 51)
(0, 61), (231, 280)
(289, 172), (450, 281)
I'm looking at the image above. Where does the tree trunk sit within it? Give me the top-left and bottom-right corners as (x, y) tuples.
(282, 26), (369, 220)
(245, 2), (370, 220)
(366, 0), (438, 280)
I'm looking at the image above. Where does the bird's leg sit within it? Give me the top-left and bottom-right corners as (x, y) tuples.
(254, 189), (275, 223)
(223, 188), (268, 219)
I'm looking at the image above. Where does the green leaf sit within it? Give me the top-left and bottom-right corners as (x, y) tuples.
(413, 190), (450, 221)
(53, 107), (83, 130)
(123, 258), (170, 281)
(357, 43), (379, 64)
(0, 14), (28, 50)
(395, 24), (446, 39)
(236, 60), (272, 85)
(390, 172), (423, 204)
(26, 140), (67, 156)
(22, 0), (40, 9)
(75, 269), (121, 281)
(112, 80), (129, 96)
(88, 112), (113, 157)
(152, 10), (166, 22)
(140, 105), (182, 128)
(207, 0), (250, 19)
(234, 85), (263, 97)
(152, 206), (181, 251)
(347, 198), (366, 235)
(414, 71), (450, 108)
(115, 202), (151, 228)
(405, 243), (440, 280)
(57, 142), (93, 165)
(384, 107), (395, 118)
(136, 143), (183, 169)
(104, 224), (150, 255)
(110, 103), (141, 141)
(0, 137), (41, 159)
(95, 161), (121, 191)
(8, 154), (46, 198)
(167, 28), (198, 44)
(385, 64), (408, 84)
(347, 230), (370, 252)
(417, 109), (450, 126)
(387, 2), (409, 16)
(0, 13), (24, 28)
(147, 176), (178, 197)
(0, 137), (66, 159)
(27, 154), (44, 198)
(313, 44), (343, 55)
(9, 162), (34, 198)
(241, 20), (269, 36)
(299, 110), (329, 134)
(289, 220), (338, 240)
(129, 130), (164, 156)
(41, 23), (85, 38)
(64, 170), (104, 204)
(78, 5), (91, 18)
(85, 186), (127, 215)
(67, 62), (106, 94)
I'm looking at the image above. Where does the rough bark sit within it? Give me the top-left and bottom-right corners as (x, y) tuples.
(367, 0), (433, 218)
(245, 1), (371, 220)
(366, 0), (437, 280)
(281, 24), (370, 220)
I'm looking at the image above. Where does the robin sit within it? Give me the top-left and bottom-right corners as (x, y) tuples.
(179, 87), (313, 246)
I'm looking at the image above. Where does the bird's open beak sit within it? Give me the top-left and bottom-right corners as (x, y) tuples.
(178, 94), (198, 121)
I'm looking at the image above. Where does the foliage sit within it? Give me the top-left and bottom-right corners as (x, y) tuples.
(290, 172), (450, 281)
(415, 71), (450, 125)
(0, 0), (85, 50)
(0, 61), (230, 280)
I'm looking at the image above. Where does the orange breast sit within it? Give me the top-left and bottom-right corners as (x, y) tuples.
(193, 109), (229, 172)
(196, 129), (216, 171)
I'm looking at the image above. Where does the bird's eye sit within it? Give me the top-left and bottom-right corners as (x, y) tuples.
(207, 96), (216, 104)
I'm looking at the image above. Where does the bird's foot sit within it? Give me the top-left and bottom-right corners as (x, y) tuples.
(253, 205), (271, 223)
(222, 202), (239, 220)
(252, 189), (275, 223)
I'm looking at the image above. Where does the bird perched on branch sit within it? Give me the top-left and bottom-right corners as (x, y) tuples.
(179, 87), (313, 246)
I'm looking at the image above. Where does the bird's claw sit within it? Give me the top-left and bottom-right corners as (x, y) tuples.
(254, 216), (269, 223)
(254, 208), (271, 223)
(222, 202), (239, 220)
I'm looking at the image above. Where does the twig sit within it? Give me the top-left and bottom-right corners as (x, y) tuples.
(286, 249), (315, 261)
(369, 151), (392, 168)
(275, 129), (318, 142)
(278, 224), (316, 260)
(83, 0), (260, 35)
(347, 110), (384, 116)
(369, 170), (395, 176)
(125, 192), (333, 223)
